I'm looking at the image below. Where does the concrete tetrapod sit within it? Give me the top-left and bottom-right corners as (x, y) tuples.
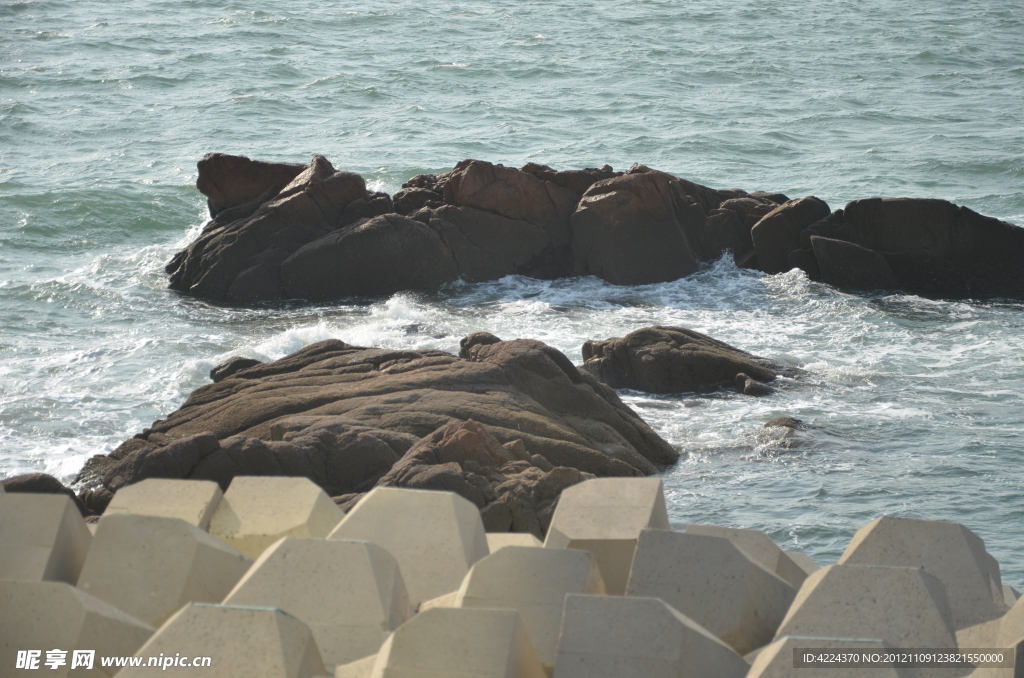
(0, 492), (91, 585)
(686, 523), (809, 589)
(223, 537), (413, 669)
(328, 487), (488, 608)
(553, 594), (748, 678)
(626, 529), (796, 654)
(785, 551), (821, 577)
(775, 564), (959, 653)
(105, 478), (223, 531)
(208, 476), (346, 559)
(118, 603), (327, 678)
(544, 478), (669, 595)
(76, 514), (253, 627)
(454, 546), (606, 670)
(839, 516), (1007, 629)
(368, 606), (546, 678)
(0, 580), (154, 677)
(957, 594), (1024, 678)
(487, 533), (543, 553)
(748, 637), (914, 678)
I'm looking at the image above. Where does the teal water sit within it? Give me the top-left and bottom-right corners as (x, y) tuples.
(2, 0), (1023, 584)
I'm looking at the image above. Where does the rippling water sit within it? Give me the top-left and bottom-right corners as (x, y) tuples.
(2, 0), (1022, 585)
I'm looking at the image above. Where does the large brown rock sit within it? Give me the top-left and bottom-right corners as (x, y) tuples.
(571, 165), (742, 285)
(750, 196), (831, 274)
(75, 336), (679, 509)
(581, 326), (779, 395)
(828, 197), (1024, 296)
(167, 155), (393, 303)
(196, 153), (306, 218)
(811, 235), (900, 290)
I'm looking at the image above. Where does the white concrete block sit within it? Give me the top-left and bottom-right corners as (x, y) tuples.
(785, 550), (822, 577)
(553, 594), (748, 678)
(335, 654), (376, 678)
(544, 478), (669, 595)
(329, 487), (488, 608)
(118, 603), (326, 677)
(839, 516), (1007, 628)
(748, 636), (914, 678)
(487, 533), (543, 553)
(0, 492), (91, 584)
(686, 523), (809, 589)
(776, 564), (958, 650)
(76, 514), (253, 627)
(105, 478), (223, 531)
(0, 580), (154, 677)
(369, 606), (546, 677)
(626, 529), (795, 654)
(455, 546), (606, 669)
(223, 537), (413, 669)
(209, 476), (346, 559)
(1005, 585), (1020, 607)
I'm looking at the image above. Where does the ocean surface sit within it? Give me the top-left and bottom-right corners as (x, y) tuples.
(2, 0), (1022, 585)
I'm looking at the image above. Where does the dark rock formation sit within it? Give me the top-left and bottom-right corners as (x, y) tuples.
(210, 357), (263, 383)
(581, 326), (780, 395)
(372, 419), (593, 537)
(751, 196), (832, 274)
(75, 335), (679, 507)
(167, 154), (1024, 302)
(1, 472), (93, 516)
(570, 165), (745, 285)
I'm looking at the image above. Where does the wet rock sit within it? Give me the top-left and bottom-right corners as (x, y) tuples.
(75, 336), (679, 506)
(763, 417), (802, 429)
(196, 153), (305, 219)
(210, 357), (263, 383)
(570, 166), (738, 285)
(167, 155), (380, 303)
(811, 235), (901, 290)
(736, 373), (774, 396)
(827, 197), (1024, 297)
(751, 196), (831, 274)
(582, 326), (778, 394)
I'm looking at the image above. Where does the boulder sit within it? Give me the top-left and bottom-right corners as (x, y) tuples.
(554, 594), (749, 678)
(278, 213), (459, 300)
(210, 356), (263, 383)
(167, 155), (389, 303)
(195, 152), (305, 218)
(0, 493), (92, 585)
(544, 477), (670, 595)
(571, 166), (736, 285)
(828, 197), (1024, 297)
(75, 336), (679, 507)
(750, 196), (831, 274)
(581, 325), (778, 394)
(811, 235), (901, 290)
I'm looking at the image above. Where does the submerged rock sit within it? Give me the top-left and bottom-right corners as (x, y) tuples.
(75, 335), (679, 517)
(581, 326), (781, 395)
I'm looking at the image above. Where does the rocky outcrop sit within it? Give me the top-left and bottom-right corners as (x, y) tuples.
(570, 165), (748, 285)
(75, 335), (679, 508)
(167, 154), (1024, 302)
(581, 326), (781, 395)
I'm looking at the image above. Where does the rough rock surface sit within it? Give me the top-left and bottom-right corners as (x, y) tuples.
(750, 196), (832, 274)
(570, 165), (745, 285)
(581, 326), (781, 395)
(75, 335), (679, 523)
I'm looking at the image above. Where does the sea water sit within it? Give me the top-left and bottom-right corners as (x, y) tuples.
(2, 0), (1022, 584)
